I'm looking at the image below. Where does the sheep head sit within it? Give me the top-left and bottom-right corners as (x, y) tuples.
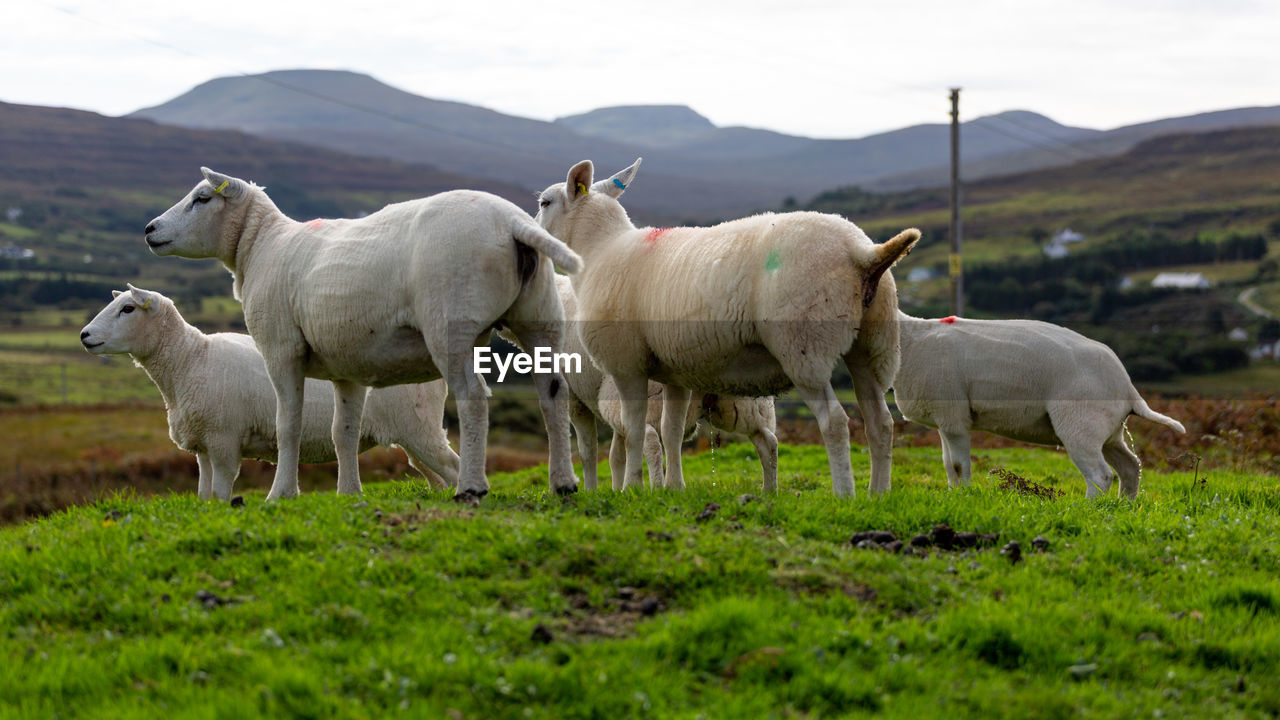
(145, 168), (254, 264)
(536, 158), (642, 251)
(80, 284), (168, 356)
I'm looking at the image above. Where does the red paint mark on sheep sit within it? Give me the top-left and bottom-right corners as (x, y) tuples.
(939, 316), (957, 324)
(644, 227), (672, 245)
(305, 218), (325, 230)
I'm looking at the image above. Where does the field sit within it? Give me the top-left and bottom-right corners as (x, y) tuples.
(2, 445), (1278, 718)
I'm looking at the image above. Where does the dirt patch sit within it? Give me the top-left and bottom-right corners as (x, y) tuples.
(773, 566), (877, 603)
(556, 586), (667, 639)
(376, 506), (475, 528)
(991, 467), (1063, 500)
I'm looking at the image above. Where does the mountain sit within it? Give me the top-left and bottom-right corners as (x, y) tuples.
(128, 70), (787, 219)
(116, 69), (1280, 216)
(125, 70), (1110, 215)
(0, 100), (535, 299)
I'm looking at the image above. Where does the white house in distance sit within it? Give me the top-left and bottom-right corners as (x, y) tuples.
(1043, 227), (1086, 259)
(1151, 272), (1212, 289)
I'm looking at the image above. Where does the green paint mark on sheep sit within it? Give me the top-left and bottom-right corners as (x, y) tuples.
(765, 250), (782, 273)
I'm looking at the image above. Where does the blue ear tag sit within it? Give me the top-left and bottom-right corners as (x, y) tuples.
(612, 178), (627, 190)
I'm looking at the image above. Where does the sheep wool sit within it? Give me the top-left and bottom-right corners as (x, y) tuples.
(145, 168), (581, 501)
(894, 312), (1185, 498)
(536, 158), (918, 497)
(81, 286), (460, 500)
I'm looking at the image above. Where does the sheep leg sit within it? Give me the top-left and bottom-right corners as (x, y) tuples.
(1103, 427), (1143, 499)
(938, 427), (972, 487)
(196, 452), (213, 501)
(644, 423), (665, 490)
(659, 384), (691, 490)
(850, 364), (894, 494)
(750, 427), (780, 494)
(331, 380), (368, 495)
(531, 369), (579, 494)
(264, 359), (306, 501)
(795, 382), (854, 497)
(400, 436), (460, 491)
(608, 434), (626, 491)
(445, 345), (491, 500)
(1050, 402), (1116, 498)
(568, 397), (599, 491)
(615, 375), (650, 491)
(206, 443), (241, 502)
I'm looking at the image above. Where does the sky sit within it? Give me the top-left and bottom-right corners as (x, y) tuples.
(2, 0), (1279, 140)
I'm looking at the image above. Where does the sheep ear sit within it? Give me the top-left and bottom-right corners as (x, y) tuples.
(862, 228), (921, 308)
(111, 290), (124, 299)
(566, 160), (594, 200)
(200, 167), (246, 200)
(594, 157), (642, 199)
(127, 284), (158, 312)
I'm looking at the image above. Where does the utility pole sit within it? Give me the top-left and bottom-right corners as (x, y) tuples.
(949, 87), (963, 317)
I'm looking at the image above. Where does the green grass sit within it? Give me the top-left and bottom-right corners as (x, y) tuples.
(0, 349), (160, 406)
(2, 444), (1278, 718)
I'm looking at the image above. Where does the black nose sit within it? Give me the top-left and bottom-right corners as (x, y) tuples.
(80, 330), (90, 340)
(145, 222), (157, 234)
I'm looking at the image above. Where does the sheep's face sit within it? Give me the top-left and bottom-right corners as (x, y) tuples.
(145, 168), (249, 262)
(80, 286), (166, 356)
(536, 159), (642, 249)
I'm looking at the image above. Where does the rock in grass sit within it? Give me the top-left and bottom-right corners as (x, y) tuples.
(909, 533), (932, 548)
(1067, 662), (1098, 679)
(531, 624), (554, 645)
(1032, 535), (1050, 552)
(1001, 540), (1023, 565)
(930, 524), (957, 549)
(850, 530), (897, 546)
(695, 502), (720, 522)
(230, 495), (245, 508)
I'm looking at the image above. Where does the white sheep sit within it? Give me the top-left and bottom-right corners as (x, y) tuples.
(145, 168), (582, 502)
(535, 159), (918, 497)
(544, 275), (778, 491)
(893, 312), (1186, 498)
(80, 286), (460, 500)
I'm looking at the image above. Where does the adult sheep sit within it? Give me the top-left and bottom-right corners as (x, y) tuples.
(894, 312), (1186, 498)
(541, 275), (778, 492)
(145, 168), (581, 501)
(81, 285), (460, 500)
(535, 159), (918, 497)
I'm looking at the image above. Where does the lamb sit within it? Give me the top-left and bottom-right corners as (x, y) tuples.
(893, 312), (1186, 498)
(80, 285), (460, 500)
(144, 168), (581, 502)
(535, 158), (918, 497)
(543, 275), (778, 491)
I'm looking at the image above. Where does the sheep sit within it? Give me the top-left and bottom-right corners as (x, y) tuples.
(893, 312), (1186, 498)
(541, 275), (778, 491)
(535, 158), (918, 497)
(144, 168), (582, 502)
(80, 285), (460, 500)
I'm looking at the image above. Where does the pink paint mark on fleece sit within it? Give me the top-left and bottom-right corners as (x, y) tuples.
(644, 227), (672, 245)
(939, 316), (957, 324)
(304, 218), (325, 230)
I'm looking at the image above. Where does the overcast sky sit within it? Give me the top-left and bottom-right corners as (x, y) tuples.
(3, 0), (1278, 139)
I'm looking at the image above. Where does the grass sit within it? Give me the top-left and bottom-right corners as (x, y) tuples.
(2, 444), (1278, 718)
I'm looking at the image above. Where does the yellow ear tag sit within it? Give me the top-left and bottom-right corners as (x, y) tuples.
(576, 182), (589, 196)
(214, 180), (229, 195)
(140, 297), (152, 310)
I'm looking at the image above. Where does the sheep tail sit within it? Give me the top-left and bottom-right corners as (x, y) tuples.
(1131, 393), (1186, 433)
(512, 219), (583, 274)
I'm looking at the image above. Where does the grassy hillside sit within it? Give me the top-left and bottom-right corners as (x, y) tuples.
(2, 445), (1278, 718)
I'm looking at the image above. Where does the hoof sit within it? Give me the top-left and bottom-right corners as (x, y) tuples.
(452, 488), (487, 506)
(554, 483), (579, 497)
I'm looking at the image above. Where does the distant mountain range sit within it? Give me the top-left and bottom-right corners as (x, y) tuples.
(128, 69), (1280, 217)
